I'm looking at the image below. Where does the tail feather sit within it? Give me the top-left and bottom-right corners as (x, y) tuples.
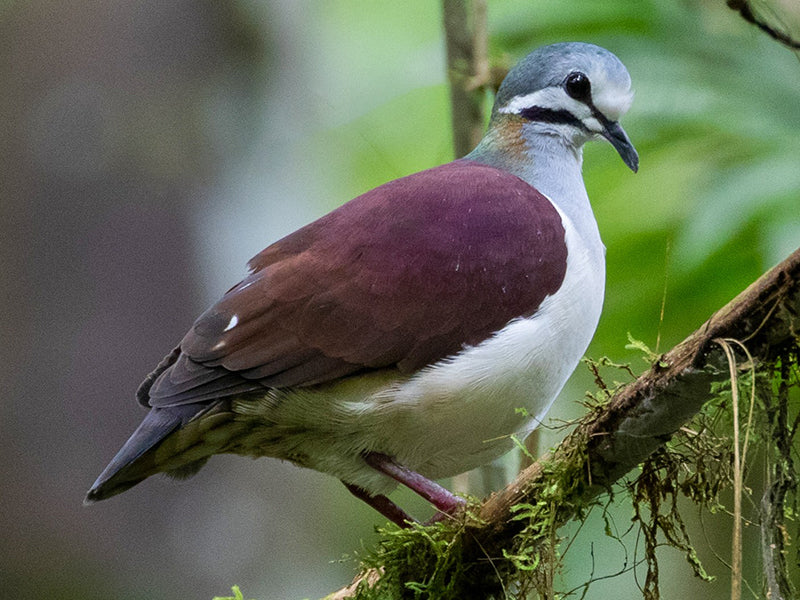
(85, 402), (223, 503)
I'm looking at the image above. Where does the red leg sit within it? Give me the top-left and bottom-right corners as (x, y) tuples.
(363, 452), (466, 516)
(343, 482), (415, 528)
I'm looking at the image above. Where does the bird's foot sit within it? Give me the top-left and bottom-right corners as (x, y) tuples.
(363, 452), (466, 522)
(343, 482), (415, 528)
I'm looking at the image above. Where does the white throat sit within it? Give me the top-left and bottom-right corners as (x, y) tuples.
(516, 129), (600, 246)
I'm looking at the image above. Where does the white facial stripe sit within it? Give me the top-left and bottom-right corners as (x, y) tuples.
(581, 69), (634, 121)
(592, 87), (633, 122)
(499, 88), (553, 114)
(499, 80), (634, 124)
(499, 87), (589, 118)
(583, 116), (603, 134)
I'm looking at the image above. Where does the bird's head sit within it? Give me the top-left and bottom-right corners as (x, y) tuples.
(489, 42), (638, 172)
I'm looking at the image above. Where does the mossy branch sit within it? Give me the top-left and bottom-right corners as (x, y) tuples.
(329, 249), (800, 598)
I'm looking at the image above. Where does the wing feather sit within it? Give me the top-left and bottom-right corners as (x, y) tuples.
(144, 160), (568, 408)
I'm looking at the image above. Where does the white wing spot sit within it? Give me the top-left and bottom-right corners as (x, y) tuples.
(223, 314), (239, 332)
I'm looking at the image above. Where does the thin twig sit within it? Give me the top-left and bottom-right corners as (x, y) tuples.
(715, 338), (743, 600)
(727, 0), (800, 50)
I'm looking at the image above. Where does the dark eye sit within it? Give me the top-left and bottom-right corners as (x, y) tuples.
(565, 72), (591, 101)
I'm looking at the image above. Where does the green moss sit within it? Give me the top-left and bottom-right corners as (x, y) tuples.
(628, 348), (800, 599)
(348, 510), (486, 599)
(501, 439), (598, 598)
(213, 585), (255, 600)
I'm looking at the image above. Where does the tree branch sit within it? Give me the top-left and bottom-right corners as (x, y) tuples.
(330, 248), (800, 597)
(442, 0), (490, 158)
(727, 0), (800, 50)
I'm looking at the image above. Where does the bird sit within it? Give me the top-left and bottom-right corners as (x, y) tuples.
(86, 42), (638, 527)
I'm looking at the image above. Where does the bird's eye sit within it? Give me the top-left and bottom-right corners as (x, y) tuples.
(565, 72), (591, 101)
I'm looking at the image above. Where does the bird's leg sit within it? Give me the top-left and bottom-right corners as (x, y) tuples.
(342, 482), (415, 528)
(364, 452), (466, 519)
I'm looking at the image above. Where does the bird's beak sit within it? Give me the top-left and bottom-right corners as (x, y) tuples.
(602, 121), (639, 173)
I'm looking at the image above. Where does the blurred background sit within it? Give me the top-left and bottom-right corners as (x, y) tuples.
(1, 1), (798, 598)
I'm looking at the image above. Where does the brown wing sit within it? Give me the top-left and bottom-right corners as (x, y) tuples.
(144, 160), (567, 407)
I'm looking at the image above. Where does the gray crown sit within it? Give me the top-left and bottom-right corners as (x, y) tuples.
(493, 42), (631, 115)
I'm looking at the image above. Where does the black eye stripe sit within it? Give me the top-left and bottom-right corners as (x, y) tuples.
(517, 106), (589, 132)
(589, 104), (613, 129)
(516, 102), (613, 134)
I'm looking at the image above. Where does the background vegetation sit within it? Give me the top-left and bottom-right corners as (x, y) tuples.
(1, 1), (797, 598)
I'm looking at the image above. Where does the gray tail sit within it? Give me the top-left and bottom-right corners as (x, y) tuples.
(85, 403), (222, 504)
